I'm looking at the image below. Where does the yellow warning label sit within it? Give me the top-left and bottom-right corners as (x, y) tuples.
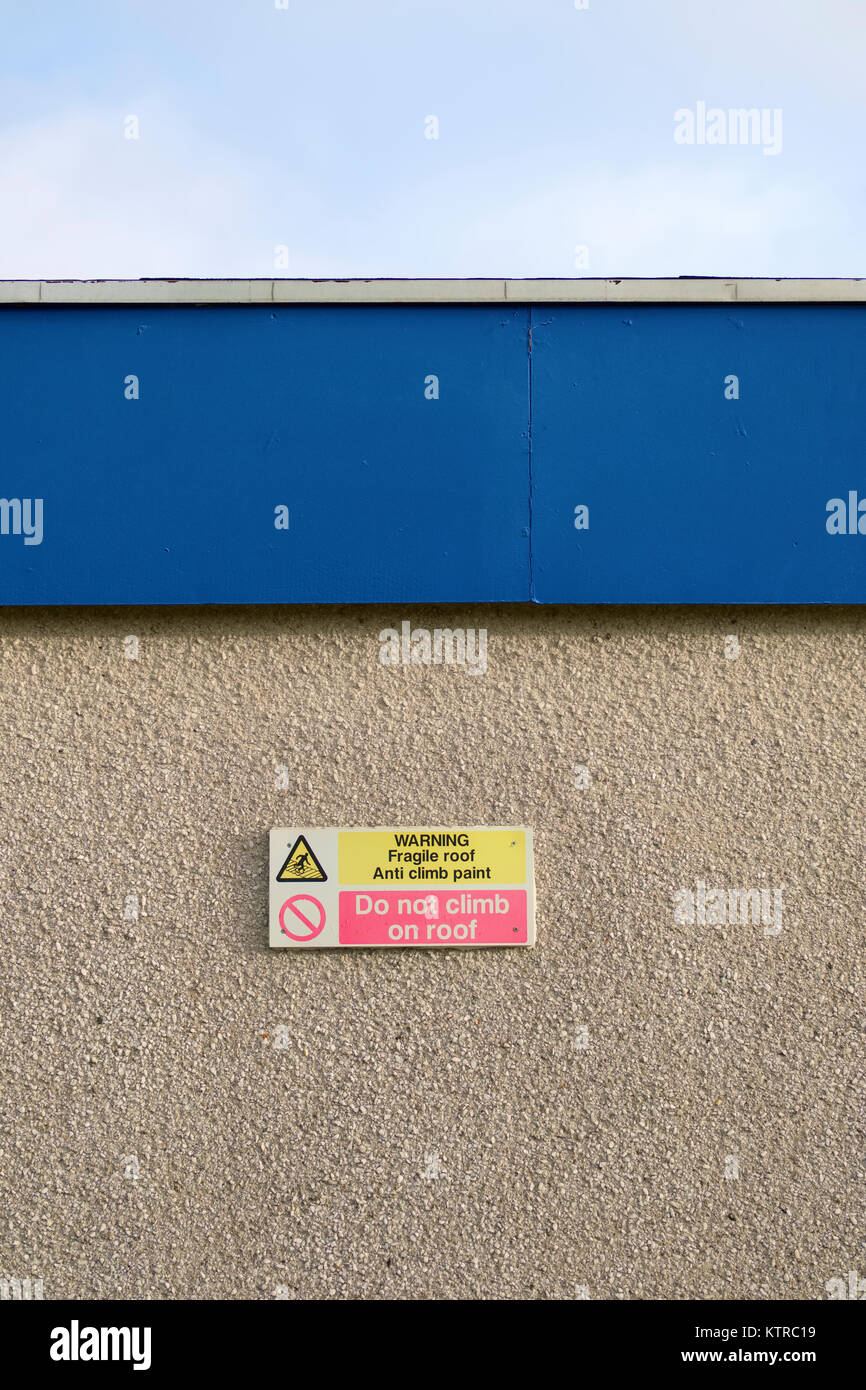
(276, 834), (327, 882)
(338, 828), (526, 885)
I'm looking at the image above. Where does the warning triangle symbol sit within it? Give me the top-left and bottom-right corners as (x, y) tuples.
(276, 834), (328, 883)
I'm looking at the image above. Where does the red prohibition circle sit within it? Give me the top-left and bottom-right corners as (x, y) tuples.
(279, 894), (326, 942)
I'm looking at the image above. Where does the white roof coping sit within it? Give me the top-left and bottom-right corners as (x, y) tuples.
(1, 278), (865, 305)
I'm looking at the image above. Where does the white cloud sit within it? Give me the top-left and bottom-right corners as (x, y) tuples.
(0, 104), (326, 279)
(456, 163), (856, 278)
(0, 99), (859, 280)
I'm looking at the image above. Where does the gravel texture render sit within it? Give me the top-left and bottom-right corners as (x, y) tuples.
(0, 604), (863, 1301)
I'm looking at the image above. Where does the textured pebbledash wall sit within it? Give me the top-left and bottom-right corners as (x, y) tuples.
(0, 604), (863, 1300)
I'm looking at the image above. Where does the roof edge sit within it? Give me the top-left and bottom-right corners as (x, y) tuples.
(1, 277), (866, 305)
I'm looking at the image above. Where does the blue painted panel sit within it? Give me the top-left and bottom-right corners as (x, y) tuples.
(531, 306), (866, 603)
(4, 301), (866, 604)
(0, 306), (530, 604)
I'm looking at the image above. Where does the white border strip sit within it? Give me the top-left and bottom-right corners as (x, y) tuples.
(1, 278), (866, 305)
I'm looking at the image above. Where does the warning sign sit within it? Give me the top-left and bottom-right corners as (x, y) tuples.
(269, 826), (534, 949)
(338, 828), (525, 885)
(275, 834), (328, 883)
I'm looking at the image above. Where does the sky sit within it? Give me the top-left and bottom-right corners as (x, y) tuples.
(0, 0), (864, 280)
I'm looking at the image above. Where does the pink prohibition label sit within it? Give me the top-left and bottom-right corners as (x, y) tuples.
(339, 889), (527, 946)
